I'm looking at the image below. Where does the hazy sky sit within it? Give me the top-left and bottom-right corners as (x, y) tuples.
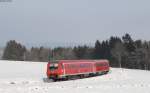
(0, 0), (150, 47)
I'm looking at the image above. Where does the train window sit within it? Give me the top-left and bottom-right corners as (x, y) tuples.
(96, 63), (107, 66)
(66, 64), (77, 68)
(49, 63), (58, 70)
(96, 63), (101, 66)
(80, 64), (85, 67)
(80, 64), (91, 68)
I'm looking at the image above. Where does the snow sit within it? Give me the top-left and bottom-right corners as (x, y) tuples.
(0, 60), (150, 93)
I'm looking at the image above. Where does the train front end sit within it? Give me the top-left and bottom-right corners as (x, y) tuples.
(47, 62), (59, 79)
(47, 62), (64, 80)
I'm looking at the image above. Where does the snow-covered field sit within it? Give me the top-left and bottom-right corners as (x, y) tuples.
(0, 60), (150, 93)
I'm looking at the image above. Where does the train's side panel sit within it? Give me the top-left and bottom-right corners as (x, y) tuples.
(78, 62), (94, 74)
(62, 62), (94, 75)
(63, 63), (79, 75)
(95, 60), (109, 72)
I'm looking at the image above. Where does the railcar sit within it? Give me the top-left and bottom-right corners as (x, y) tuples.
(46, 60), (109, 81)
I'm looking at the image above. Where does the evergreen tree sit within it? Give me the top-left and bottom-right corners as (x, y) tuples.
(73, 45), (89, 59)
(2, 40), (26, 61)
(122, 33), (136, 52)
(93, 40), (101, 59)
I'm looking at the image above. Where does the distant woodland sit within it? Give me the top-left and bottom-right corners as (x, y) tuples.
(2, 33), (150, 70)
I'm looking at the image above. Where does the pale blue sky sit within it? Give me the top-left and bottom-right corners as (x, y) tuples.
(0, 0), (150, 47)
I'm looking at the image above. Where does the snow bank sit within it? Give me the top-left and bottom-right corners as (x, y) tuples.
(0, 60), (47, 78)
(0, 60), (150, 93)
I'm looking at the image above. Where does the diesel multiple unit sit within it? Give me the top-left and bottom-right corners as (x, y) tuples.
(47, 60), (109, 81)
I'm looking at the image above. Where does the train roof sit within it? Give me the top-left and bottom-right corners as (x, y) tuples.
(49, 59), (109, 63)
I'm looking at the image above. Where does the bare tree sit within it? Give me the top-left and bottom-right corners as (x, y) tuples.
(143, 42), (150, 70)
(111, 42), (125, 68)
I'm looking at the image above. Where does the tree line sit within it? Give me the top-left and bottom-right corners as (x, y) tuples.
(2, 33), (150, 70)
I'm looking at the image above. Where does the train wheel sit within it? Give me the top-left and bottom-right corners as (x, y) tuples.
(64, 76), (69, 81)
(89, 73), (95, 77)
(104, 71), (109, 74)
(80, 74), (84, 79)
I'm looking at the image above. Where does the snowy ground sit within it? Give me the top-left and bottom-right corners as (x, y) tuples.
(0, 60), (150, 93)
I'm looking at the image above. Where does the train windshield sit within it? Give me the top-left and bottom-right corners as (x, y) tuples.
(49, 63), (58, 70)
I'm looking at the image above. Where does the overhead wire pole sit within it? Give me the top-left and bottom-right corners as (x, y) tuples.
(48, 48), (54, 62)
(52, 49), (54, 62)
(50, 49), (55, 63)
(48, 48), (51, 62)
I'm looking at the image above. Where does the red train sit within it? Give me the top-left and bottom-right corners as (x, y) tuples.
(47, 60), (109, 81)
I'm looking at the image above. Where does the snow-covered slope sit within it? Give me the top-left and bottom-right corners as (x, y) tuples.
(0, 60), (150, 93)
